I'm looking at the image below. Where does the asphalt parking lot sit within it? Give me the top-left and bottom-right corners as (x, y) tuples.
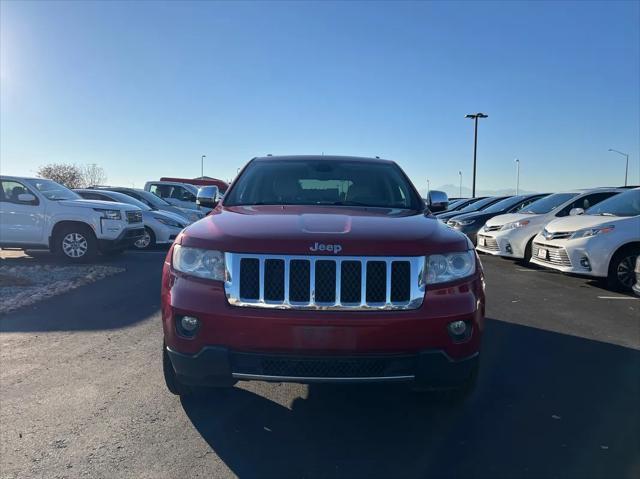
(1, 250), (638, 479)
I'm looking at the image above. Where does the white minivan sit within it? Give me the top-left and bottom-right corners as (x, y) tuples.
(530, 188), (640, 291)
(476, 188), (623, 262)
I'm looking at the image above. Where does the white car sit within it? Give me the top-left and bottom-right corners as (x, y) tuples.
(75, 189), (189, 250)
(95, 187), (205, 223)
(476, 188), (623, 262)
(144, 181), (210, 212)
(0, 176), (145, 261)
(530, 188), (640, 291)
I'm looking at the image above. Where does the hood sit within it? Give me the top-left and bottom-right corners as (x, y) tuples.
(543, 214), (629, 233)
(484, 212), (538, 228)
(180, 205), (471, 256)
(176, 206), (205, 219)
(151, 210), (189, 226)
(58, 199), (136, 211)
(436, 210), (471, 221)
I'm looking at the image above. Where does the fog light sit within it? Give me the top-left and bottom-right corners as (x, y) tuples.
(505, 243), (513, 254)
(579, 257), (591, 270)
(181, 316), (199, 332)
(449, 320), (467, 336)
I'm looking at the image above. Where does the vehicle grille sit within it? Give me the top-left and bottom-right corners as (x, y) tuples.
(126, 211), (143, 224)
(224, 253), (425, 310)
(483, 225), (502, 232)
(231, 352), (416, 379)
(532, 243), (572, 267)
(542, 229), (574, 240)
(477, 235), (500, 251)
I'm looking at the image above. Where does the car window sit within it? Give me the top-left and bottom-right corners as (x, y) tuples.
(586, 189), (639, 217)
(24, 179), (80, 201)
(556, 192), (619, 217)
(520, 193), (578, 214)
(0, 180), (40, 206)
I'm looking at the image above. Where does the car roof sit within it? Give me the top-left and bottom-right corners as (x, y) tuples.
(252, 155), (395, 164)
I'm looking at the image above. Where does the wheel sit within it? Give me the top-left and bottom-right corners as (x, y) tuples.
(520, 237), (534, 264)
(607, 247), (639, 292)
(163, 344), (192, 396)
(55, 225), (97, 262)
(133, 227), (156, 250)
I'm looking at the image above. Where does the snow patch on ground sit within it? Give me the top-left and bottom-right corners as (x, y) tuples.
(0, 264), (125, 315)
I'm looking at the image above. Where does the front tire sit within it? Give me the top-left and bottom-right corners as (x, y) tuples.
(163, 344), (192, 396)
(133, 227), (156, 250)
(607, 247), (639, 292)
(55, 225), (97, 263)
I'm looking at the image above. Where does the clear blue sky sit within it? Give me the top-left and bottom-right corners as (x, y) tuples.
(1, 0), (638, 194)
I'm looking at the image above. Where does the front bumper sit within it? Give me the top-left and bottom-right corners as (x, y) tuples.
(476, 228), (533, 259)
(166, 345), (479, 388)
(98, 227), (145, 251)
(528, 237), (611, 278)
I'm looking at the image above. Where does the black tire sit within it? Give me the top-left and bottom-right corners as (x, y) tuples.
(520, 237), (534, 265)
(162, 344), (192, 396)
(133, 227), (156, 250)
(54, 224), (98, 263)
(607, 247), (639, 292)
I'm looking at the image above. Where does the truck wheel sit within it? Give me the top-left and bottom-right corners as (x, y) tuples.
(55, 225), (97, 262)
(607, 247), (639, 292)
(162, 344), (192, 396)
(133, 227), (155, 250)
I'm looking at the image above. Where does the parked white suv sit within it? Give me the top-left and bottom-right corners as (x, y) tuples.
(530, 188), (640, 291)
(476, 188), (623, 262)
(0, 176), (145, 261)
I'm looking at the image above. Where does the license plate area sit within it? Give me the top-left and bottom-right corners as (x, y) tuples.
(538, 248), (548, 259)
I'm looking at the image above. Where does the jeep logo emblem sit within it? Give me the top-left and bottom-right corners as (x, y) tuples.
(309, 242), (342, 254)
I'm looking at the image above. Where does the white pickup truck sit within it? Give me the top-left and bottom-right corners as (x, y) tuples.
(0, 176), (146, 262)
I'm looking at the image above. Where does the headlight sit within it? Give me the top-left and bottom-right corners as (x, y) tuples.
(93, 208), (121, 220)
(172, 245), (225, 281)
(154, 215), (185, 228)
(570, 225), (615, 239)
(457, 219), (476, 226)
(425, 251), (476, 285)
(501, 220), (530, 231)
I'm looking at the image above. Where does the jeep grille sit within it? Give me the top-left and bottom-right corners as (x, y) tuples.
(224, 253), (426, 310)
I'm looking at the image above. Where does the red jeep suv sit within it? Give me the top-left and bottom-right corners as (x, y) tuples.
(161, 156), (485, 397)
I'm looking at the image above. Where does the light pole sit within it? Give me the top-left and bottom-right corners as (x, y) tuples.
(201, 155), (206, 178)
(465, 113), (488, 197)
(608, 149), (629, 186)
(427, 179), (430, 196)
(514, 158), (520, 195)
(458, 171), (462, 198)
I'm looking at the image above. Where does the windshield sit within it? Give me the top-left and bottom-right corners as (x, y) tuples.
(457, 196), (504, 213)
(135, 189), (172, 207)
(483, 195), (529, 214)
(521, 192), (578, 214)
(102, 191), (151, 210)
(224, 159), (423, 210)
(586, 189), (640, 217)
(26, 179), (80, 201)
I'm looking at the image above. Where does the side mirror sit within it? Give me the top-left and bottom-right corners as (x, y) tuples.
(196, 186), (219, 209)
(17, 193), (37, 204)
(426, 190), (449, 213)
(569, 207), (584, 216)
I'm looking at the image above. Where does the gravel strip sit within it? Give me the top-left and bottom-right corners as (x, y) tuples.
(0, 264), (125, 315)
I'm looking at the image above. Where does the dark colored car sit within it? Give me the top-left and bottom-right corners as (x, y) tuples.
(436, 196), (511, 223)
(162, 155), (485, 398)
(436, 197), (487, 215)
(447, 194), (550, 244)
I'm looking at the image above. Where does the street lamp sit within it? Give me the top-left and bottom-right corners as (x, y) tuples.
(427, 179), (430, 196)
(458, 171), (462, 198)
(201, 155), (206, 178)
(608, 149), (629, 186)
(514, 158), (520, 195)
(465, 113), (488, 197)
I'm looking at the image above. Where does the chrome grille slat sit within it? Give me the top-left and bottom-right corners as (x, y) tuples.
(532, 243), (572, 267)
(225, 253), (426, 311)
(477, 235), (499, 251)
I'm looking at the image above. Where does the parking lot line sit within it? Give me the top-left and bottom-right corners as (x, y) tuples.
(597, 296), (638, 300)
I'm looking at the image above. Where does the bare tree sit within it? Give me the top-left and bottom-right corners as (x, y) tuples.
(36, 163), (84, 189)
(81, 163), (107, 187)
